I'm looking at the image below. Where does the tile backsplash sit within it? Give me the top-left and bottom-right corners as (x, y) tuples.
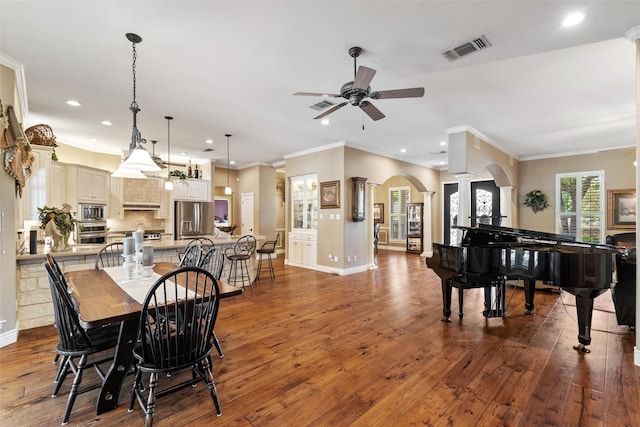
(108, 211), (166, 232)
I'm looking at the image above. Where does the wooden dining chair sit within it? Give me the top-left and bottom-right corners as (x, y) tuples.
(224, 235), (256, 291)
(44, 254), (120, 425)
(128, 267), (222, 425)
(94, 242), (125, 269)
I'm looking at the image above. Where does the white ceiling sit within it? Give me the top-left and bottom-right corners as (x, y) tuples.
(1, 1), (638, 170)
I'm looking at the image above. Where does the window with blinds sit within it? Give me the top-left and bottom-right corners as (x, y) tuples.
(556, 171), (604, 243)
(389, 187), (410, 242)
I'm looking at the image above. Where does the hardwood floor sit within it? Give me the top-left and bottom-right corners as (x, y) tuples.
(1, 251), (638, 426)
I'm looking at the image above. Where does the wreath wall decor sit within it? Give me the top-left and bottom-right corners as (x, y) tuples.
(523, 190), (549, 213)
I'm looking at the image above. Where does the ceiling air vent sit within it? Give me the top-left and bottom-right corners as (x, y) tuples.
(442, 35), (491, 61)
(203, 148), (214, 152)
(310, 100), (334, 111)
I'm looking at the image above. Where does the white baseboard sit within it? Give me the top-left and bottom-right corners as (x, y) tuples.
(0, 328), (18, 348)
(284, 260), (367, 276)
(635, 345), (640, 367)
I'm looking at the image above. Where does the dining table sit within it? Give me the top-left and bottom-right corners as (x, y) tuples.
(65, 262), (243, 415)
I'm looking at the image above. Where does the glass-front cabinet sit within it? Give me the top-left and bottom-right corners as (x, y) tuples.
(406, 202), (423, 253)
(291, 174), (318, 230)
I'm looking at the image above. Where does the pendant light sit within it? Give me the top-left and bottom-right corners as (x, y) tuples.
(164, 116), (174, 190)
(112, 162), (147, 179)
(224, 134), (232, 195)
(113, 33), (160, 175)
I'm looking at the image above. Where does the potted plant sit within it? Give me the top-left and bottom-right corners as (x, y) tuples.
(523, 190), (549, 213)
(37, 204), (77, 251)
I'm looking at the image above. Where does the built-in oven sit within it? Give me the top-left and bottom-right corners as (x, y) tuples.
(77, 203), (107, 244)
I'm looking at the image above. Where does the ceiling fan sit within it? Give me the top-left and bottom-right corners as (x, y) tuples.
(294, 47), (425, 121)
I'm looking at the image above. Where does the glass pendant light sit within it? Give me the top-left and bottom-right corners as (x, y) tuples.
(113, 33), (160, 176)
(164, 116), (174, 190)
(224, 134), (232, 195)
(112, 163), (147, 179)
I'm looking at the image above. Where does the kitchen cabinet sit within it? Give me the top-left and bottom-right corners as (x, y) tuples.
(76, 166), (109, 203)
(23, 146), (66, 220)
(109, 177), (124, 219)
(288, 232), (316, 266)
(172, 179), (210, 201)
(406, 202), (423, 253)
(154, 180), (170, 219)
(291, 174), (318, 230)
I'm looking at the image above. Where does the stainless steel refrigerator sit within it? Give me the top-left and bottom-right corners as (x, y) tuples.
(174, 201), (214, 239)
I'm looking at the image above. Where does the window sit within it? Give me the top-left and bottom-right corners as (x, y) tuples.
(556, 171), (604, 243)
(389, 187), (410, 242)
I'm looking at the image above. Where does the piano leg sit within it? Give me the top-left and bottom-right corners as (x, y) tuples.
(441, 278), (453, 322)
(523, 279), (536, 315)
(568, 288), (609, 353)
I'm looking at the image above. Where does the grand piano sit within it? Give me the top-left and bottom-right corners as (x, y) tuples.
(426, 224), (620, 353)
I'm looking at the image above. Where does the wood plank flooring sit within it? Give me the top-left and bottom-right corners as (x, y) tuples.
(1, 251), (638, 426)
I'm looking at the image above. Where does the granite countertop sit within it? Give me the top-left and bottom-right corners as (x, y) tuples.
(16, 235), (264, 262)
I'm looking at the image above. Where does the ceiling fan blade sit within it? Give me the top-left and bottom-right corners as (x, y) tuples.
(371, 87), (425, 99)
(359, 101), (385, 121)
(353, 66), (376, 90)
(293, 92), (341, 97)
(314, 102), (348, 120)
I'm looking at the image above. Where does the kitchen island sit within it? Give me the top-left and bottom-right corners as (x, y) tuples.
(15, 235), (264, 330)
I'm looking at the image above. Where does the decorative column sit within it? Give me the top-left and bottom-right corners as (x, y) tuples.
(625, 24), (640, 367)
(454, 173), (473, 243)
(367, 183), (378, 270)
(421, 191), (435, 257)
(500, 186), (514, 227)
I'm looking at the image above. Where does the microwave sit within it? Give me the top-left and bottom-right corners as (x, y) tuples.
(78, 203), (106, 223)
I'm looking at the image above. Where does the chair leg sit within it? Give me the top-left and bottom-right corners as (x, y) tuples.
(144, 372), (158, 427)
(61, 354), (86, 425)
(52, 355), (70, 395)
(241, 259), (253, 291)
(267, 254), (275, 281)
(201, 359), (222, 416)
(256, 254), (263, 280)
(212, 331), (224, 358)
(129, 367), (142, 412)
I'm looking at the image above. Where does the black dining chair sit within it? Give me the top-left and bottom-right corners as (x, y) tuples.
(224, 235), (257, 291)
(179, 243), (203, 267)
(128, 267), (222, 425)
(199, 247), (227, 358)
(256, 234), (279, 281)
(94, 242), (125, 269)
(178, 237), (214, 265)
(44, 254), (120, 425)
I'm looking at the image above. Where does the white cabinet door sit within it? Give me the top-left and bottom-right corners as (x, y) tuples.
(289, 234), (302, 264)
(172, 180), (191, 200)
(109, 177), (124, 219)
(49, 162), (66, 208)
(190, 180), (210, 201)
(155, 180), (170, 219)
(302, 234), (317, 265)
(92, 170), (109, 203)
(76, 167), (109, 204)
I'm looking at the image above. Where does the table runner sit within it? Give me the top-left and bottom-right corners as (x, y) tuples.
(103, 266), (195, 305)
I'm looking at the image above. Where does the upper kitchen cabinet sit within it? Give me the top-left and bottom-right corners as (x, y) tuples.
(22, 146), (66, 220)
(172, 179), (210, 201)
(66, 165), (109, 205)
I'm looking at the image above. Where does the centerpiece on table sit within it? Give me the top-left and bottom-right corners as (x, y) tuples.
(38, 204), (78, 251)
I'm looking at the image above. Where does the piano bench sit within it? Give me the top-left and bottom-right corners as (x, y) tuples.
(446, 277), (506, 320)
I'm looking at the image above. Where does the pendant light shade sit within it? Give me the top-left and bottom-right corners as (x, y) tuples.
(164, 116), (174, 190)
(224, 134), (232, 195)
(112, 32), (160, 177)
(112, 164), (147, 179)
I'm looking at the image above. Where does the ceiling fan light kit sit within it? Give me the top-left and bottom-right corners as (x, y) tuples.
(294, 46), (425, 121)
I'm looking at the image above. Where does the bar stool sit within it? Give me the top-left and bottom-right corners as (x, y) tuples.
(256, 234), (279, 281)
(224, 235), (256, 291)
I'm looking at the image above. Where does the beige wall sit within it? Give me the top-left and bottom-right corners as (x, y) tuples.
(519, 148), (635, 235)
(54, 143), (120, 171)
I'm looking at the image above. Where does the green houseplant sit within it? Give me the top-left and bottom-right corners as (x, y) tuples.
(523, 190), (549, 213)
(37, 204), (77, 250)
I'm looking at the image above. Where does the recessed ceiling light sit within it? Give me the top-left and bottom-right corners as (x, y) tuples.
(89, 138), (98, 142)
(205, 139), (213, 144)
(562, 12), (586, 27)
(179, 152), (187, 155)
(66, 100), (81, 107)
(439, 161), (445, 165)
(321, 119), (330, 125)
(101, 120), (112, 126)
(230, 160), (235, 165)
(400, 148), (407, 153)
(439, 141), (447, 146)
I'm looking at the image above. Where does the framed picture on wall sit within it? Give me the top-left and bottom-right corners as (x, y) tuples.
(320, 180), (340, 209)
(608, 189), (636, 230)
(373, 203), (384, 223)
